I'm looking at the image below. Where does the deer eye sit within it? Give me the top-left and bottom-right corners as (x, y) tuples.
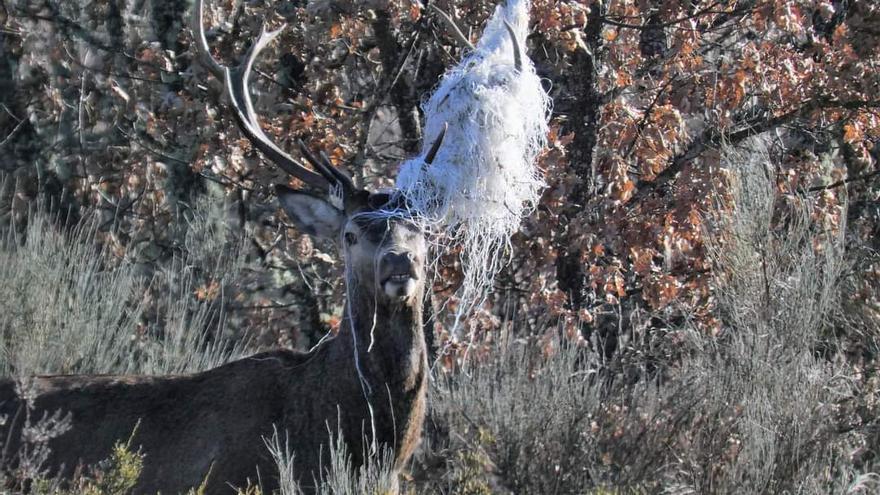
(344, 232), (358, 246)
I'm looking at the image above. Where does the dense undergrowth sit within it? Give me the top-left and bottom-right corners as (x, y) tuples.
(0, 195), (251, 378)
(414, 146), (880, 494)
(0, 147), (877, 494)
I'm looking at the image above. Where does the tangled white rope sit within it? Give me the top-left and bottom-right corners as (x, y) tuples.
(395, 0), (550, 336)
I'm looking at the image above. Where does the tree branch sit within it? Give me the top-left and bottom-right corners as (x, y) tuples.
(353, 12), (425, 174)
(629, 98), (880, 203)
(601, 1), (725, 30)
(808, 169), (880, 192)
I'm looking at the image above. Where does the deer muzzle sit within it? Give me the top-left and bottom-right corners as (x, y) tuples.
(379, 251), (419, 299)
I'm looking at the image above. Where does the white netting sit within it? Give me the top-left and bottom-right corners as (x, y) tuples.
(395, 0), (550, 334)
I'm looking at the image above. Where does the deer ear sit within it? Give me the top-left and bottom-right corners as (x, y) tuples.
(276, 185), (345, 240)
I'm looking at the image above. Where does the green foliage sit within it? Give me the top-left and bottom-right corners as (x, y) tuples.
(449, 449), (493, 495)
(29, 436), (143, 495)
(83, 440), (144, 495)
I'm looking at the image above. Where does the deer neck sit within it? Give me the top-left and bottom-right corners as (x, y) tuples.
(339, 286), (427, 394)
(310, 282), (429, 472)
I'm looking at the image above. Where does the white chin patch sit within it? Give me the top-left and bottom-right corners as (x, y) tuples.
(383, 279), (416, 299)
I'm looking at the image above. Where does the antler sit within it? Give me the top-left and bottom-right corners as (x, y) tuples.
(430, 4), (475, 51)
(430, 4), (522, 72)
(424, 122), (447, 164)
(192, 0), (351, 194)
(503, 21), (522, 72)
(194, 0), (452, 212)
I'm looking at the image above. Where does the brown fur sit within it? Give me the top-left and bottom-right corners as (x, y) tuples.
(0, 212), (429, 494)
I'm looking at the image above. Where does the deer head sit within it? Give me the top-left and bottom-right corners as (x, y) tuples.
(278, 189), (430, 303)
(0, 6), (538, 494)
(191, 0), (455, 307)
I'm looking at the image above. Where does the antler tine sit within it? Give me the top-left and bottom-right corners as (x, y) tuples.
(222, 26), (331, 189)
(319, 150), (358, 191)
(430, 4), (475, 51)
(223, 77), (327, 189)
(193, 0), (346, 192)
(424, 122), (448, 164)
(503, 20), (522, 72)
(192, 0), (225, 80)
(296, 140), (356, 193)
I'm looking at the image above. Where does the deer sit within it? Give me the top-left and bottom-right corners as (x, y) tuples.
(0, 1), (524, 493)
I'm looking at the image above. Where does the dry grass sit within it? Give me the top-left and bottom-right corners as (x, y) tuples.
(411, 142), (880, 494)
(264, 427), (397, 495)
(0, 198), (250, 378)
(1, 144), (878, 494)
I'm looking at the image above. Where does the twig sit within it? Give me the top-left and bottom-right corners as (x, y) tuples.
(387, 30), (420, 96)
(808, 169), (880, 192)
(99, 185), (148, 230)
(231, 301), (302, 310)
(429, 3), (474, 50)
(601, 1), (724, 30)
(78, 57), (88, 150)
(352, 15), (425, 172)
(115, 125), (188, 165)
(630, 98), (880, 204)
(62, 44), (164, 84)
(624, 76), (678, 159)
(0, 118), (25, 150)
(198, 171), (257, 192)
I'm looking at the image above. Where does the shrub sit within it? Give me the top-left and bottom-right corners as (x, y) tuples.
(260, 426), (397, 495)
(0, 199), (250, 378)
(10, 417), (143, 495)
(426, 336), (607, 494)
(418, 142), (879, 494)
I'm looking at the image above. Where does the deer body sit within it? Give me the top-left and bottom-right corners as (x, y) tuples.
(0, 0), (529, 490)
(0, 276), (428, 493)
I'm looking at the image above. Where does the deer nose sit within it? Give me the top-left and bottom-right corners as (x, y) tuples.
(382, 251), (414, 273)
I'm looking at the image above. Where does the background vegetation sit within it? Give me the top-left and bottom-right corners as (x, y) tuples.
(0, 0), (878, 493)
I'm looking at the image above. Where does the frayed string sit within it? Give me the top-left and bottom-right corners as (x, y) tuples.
(396, 0), (549, 338)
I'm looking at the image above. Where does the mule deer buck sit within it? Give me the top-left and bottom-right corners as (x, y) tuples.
(0, 1), (525, 493)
